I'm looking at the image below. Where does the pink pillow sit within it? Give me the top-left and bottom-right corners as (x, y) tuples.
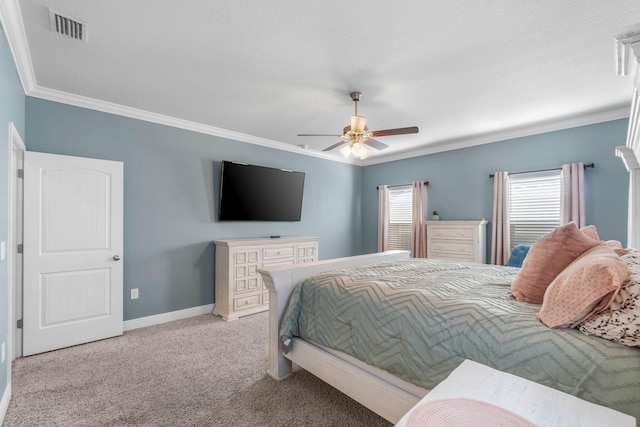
(580, 225), (600, 241)
(603, 240), (630, 256)
(511, 223), (600, 303)
(537, 244), (628, 328)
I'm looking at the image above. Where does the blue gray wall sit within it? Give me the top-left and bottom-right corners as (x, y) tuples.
(362, 119), (630, 254)
(22, 98), (632, 322)
(25, 97), (363, 320)
(0, 23), (26, 402)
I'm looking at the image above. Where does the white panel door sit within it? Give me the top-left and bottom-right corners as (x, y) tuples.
(23, 151), (124, 356)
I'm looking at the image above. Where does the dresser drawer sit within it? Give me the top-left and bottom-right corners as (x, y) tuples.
(297, 245), (316, 258)
(262, 258), (295, 268)
(233, 276), (260, 293)
(430, 240), (475, 256)
(429, 227), (474, 240)
(234, 293), (261, 311)
(234, 249), (260, 265)
(263, 246), (295, 259)
(430, 251), (476, 262)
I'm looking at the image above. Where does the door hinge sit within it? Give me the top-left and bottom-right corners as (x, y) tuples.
(17, 244), (23, 254)
(17, 169), (23, 178)
(17, 319), (22, 329)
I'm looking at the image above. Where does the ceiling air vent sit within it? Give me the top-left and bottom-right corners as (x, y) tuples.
(48, 9), (87, 43)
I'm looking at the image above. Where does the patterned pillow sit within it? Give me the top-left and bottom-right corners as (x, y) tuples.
(536, 244), (628, 328)
(579, 250), (640, 346)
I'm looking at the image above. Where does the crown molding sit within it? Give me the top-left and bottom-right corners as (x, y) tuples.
(0, 0), (36, 93)
(28, 81), (630, 168)
(27, 85), (360, 164)
(363, 106), (630, 165)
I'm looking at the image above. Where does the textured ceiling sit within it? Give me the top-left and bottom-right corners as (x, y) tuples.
(4, 0), (640, 163)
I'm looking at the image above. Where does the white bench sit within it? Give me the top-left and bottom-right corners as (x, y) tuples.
(396, 360), (636, 427)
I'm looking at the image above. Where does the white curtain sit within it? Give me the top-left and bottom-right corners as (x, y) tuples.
(377, 185), (390, 252)
(491, 171), (510, 265)
(561, 162), (586, 227)
(411, 181), (427, 258)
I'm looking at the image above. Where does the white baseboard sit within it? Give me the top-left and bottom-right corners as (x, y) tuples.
(0, 383), (11, 426)
(123, 304), (215, 331)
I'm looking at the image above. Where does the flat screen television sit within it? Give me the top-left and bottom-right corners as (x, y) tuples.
(218, 161), (305, 221)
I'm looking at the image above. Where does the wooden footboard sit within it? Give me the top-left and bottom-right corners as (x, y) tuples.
(257, 250), (417, 423)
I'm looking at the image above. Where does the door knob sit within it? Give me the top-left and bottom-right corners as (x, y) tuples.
(113, 255), (121, 261)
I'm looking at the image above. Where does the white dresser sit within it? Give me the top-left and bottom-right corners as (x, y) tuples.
(426, 220), (488, 263)
(213, 236), (319, 321)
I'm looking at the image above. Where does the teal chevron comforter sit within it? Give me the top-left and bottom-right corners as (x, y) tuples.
(280, 258), (640, 421)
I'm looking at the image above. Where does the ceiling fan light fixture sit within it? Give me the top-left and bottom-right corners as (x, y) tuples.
(350, 115), (367, 133)
(339, 141), (369, 160)
(299, 91), (419, 157)
(339, 144), (352, 158)
(351, 141), (366, 157)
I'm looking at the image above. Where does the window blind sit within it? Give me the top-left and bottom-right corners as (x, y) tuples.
(388, 185), (413, 251)
(509, 170), (561, 250)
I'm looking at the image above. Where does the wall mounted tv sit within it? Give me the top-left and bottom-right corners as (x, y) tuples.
(218, 161), (305, 221)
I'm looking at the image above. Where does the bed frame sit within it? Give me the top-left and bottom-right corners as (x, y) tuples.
(257, 250), (429, 423)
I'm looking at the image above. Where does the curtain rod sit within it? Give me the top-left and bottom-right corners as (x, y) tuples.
(488, 163), (594, 179)
(376, 181), (429, 190)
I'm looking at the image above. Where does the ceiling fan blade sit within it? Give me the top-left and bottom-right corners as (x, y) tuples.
(369, 126), (419, 137)
(363, 138), (389, 150)
(322, 139), (350, 152)
(298, 133), (343, 137)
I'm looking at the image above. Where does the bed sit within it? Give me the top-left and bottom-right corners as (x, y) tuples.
(257, 250), (640, 424)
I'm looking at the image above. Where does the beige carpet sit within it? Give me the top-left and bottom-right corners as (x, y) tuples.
(4, 312), (392, 426)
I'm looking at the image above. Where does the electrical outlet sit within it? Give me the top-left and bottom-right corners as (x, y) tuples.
(131, 288), (139, 300)
(2, 342), (5, 363)
(0, 241), (5, 261)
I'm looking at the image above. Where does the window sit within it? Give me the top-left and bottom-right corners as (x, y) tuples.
(509, 170), (561, 250)
(388, 185), (413, 251)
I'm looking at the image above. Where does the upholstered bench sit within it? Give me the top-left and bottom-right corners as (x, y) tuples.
(395, 360), (635, 427)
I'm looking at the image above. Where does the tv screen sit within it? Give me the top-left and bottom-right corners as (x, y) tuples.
(218, 161), (305, 221)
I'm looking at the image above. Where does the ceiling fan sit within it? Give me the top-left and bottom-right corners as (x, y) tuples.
(298, 91), (419, 160)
